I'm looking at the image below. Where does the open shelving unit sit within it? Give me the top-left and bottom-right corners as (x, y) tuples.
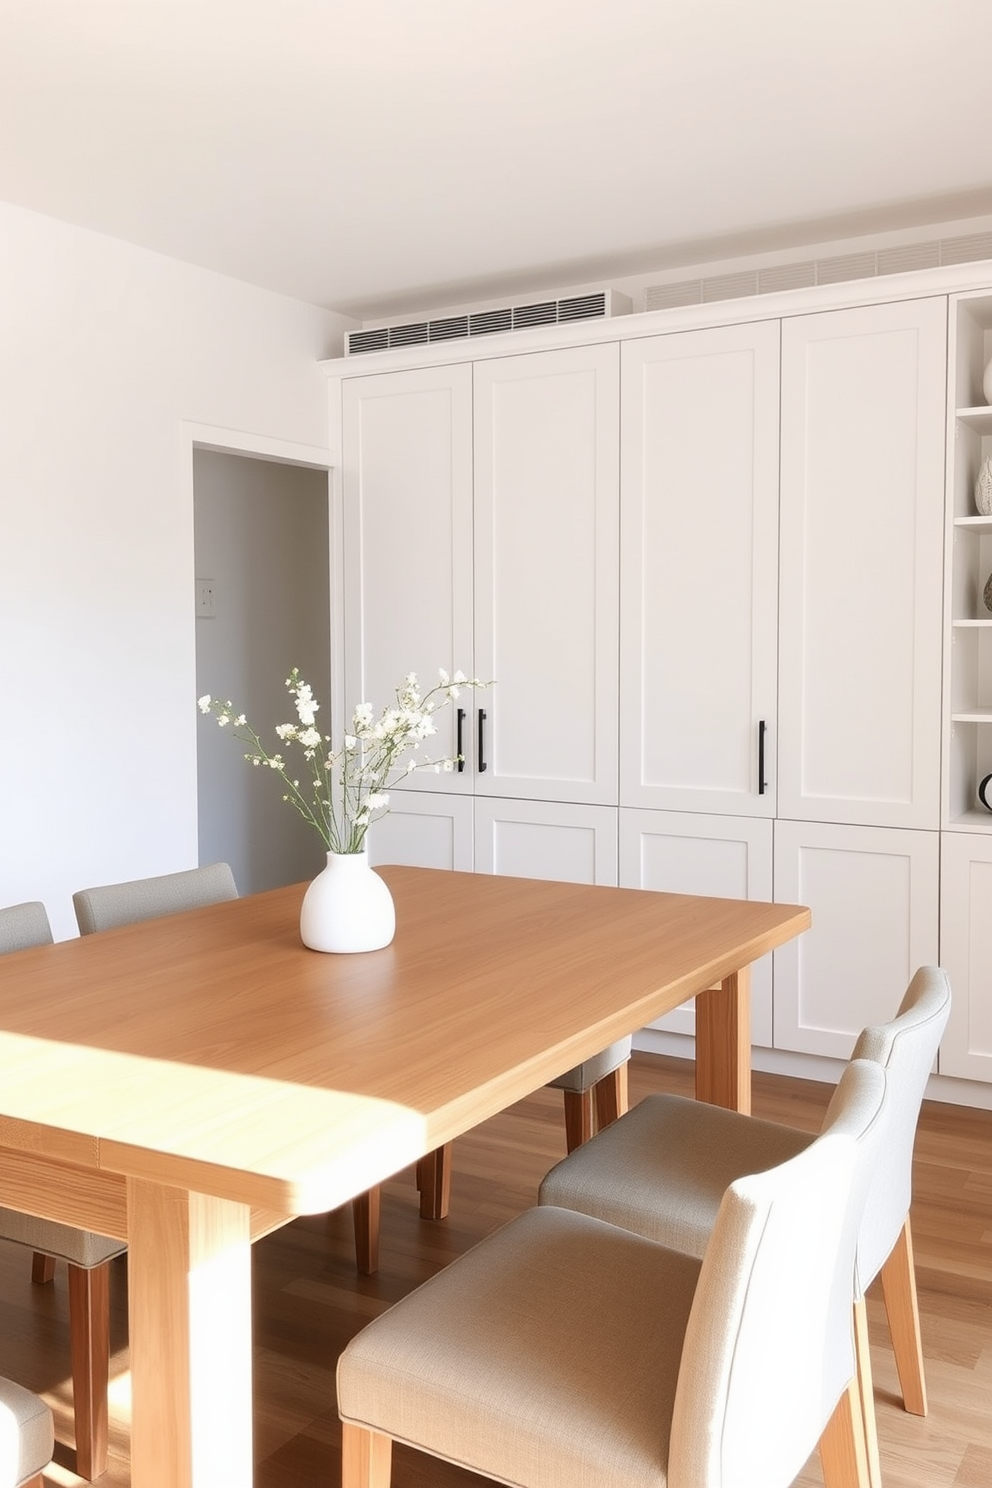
(945, 296), (992, 826)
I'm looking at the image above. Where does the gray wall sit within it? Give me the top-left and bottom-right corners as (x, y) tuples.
(194, 450), (331, 895)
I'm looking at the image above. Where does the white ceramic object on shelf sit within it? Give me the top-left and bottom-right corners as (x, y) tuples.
(984, 353), (992, 405)
(300, 850), (396, 953)
(977, 457), (992, 517)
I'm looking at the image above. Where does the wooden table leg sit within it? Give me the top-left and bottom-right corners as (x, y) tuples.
(694, 965), (751, 1114)
(127, 1178), (253, 1488)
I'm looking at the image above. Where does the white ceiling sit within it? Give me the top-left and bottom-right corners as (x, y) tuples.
(2, 0), (992, 321)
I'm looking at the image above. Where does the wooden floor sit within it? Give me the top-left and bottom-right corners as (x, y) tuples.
(2, 1050), (991, 1486)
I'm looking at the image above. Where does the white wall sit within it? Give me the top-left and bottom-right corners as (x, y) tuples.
(0, 201), (354, 938)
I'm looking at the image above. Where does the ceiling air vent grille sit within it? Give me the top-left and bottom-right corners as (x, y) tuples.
(646, 228), (992, 314)
(346, 289), (631, 354)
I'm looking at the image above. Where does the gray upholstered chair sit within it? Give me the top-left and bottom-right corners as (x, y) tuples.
(71, 860), (239, 933)
(0, 1374), (54, 1488)
(337, 1058), (887, 1488)
(0, 900), (124, 1481)
(539, 965), (951, 1488)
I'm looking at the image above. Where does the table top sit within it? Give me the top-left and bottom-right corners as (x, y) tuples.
(0, 867), (809, 1216)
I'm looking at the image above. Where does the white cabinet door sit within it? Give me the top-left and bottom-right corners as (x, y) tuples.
(939, 831), (992, 1081)
(778, 298), (946, 829)
(367, 793), (474, 872)
(620, 321), (780, 816)
(774, 820), (939, 1057)
(475, 798), (618, 885)
(473, 343), (620, 805)
(619, 808), (773, 1044)
(341, 363), (475, 785)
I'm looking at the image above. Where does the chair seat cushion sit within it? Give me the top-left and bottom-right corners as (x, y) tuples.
(0, 1375), (53, 1487)
(0, 1208), (125, 1268)
(539, 1094), (812, 1259)
(546, 1037), (631, 1093)
(338, 1205), (701, 1488)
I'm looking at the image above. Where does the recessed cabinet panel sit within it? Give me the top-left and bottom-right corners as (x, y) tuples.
(620, 322), (780, 816)
(619, 809), (773, 1045)
(342, 364), (474, 784)
(367, 792), (474, 872)
(474, 344), (620, 804)
(773, 820), (939, 1057)
(779, 299), (946, 828)
(474, 798), (618, 884)
(938, 832), (992, 1080)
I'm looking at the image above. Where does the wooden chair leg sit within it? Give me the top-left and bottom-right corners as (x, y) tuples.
(562, 1089), (595, 1153)
(819, 1376), (871, 1488)
(31, 1251), (56, 1284)
(592, 1061), (629, 1132)
(342, 1421), (392, 1487)
(417, 1144), (452, 1220)
(23, 1476), (46, 1488)
(879, 1215), (928, 1416)
(68, 1260), (110, 1482)
(853, 1295), (883, 1488)
(352, 1187), (381, 1276)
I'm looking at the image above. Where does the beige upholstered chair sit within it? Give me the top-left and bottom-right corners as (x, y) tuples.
(539, 965), (951, 1488)
(338, 1058), (887, 1488)
(0, 900), (124, 1480)
(0, 1374), (54, 1488)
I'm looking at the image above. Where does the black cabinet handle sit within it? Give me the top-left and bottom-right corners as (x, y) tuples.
(758, 719), (767, 795)
(456, 708), (466, 772)
(478, 709), (488, 773)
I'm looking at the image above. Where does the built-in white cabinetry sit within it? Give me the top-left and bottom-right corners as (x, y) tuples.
(341, 344), (619, 802)
(341, 363), (473, 781)
(472, 345), (620, 803)
(619, 322), (779, 817)
(329, 269), (992, 1099)
(474, 798), (618, 883)
(367, 792), (474, 871)
(778, 299), (946, 829)
(773, 820), (939, 1057)
(618, 809), (773, 1046)
(939, 831), (992, 1080)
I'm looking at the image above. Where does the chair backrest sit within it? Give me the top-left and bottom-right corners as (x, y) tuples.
(0, 901), (53, 955)
(669, 1058), (887, 1488)
(73, 862), (238, 935)
(829, 965), (951, 1290)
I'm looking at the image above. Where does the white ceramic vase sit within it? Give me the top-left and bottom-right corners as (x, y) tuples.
(984, 353), (992, 405)
(300, 850), (395, 953)
(976, 456), (992, 517)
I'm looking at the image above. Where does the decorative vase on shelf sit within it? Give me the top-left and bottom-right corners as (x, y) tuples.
(300, 850), (395, 953)
(976, 457), (992, 517)
(984, 353), (992, 405)
(978, 774), (992, 813)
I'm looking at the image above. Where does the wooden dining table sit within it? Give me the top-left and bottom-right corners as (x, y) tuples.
(0, 866), (809, 1487)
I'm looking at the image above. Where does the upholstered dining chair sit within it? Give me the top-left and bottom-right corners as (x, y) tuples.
(337, 1057), (887, 1488)
(538, 964), (951, 1488)
(0, 899), (125, 1480)
(0, 1373), (54, 1488)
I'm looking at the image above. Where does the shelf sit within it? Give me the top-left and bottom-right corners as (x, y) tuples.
(956, 405), (992, 433)
(947, 808), (992, 830)
(954, 515), (992, 533)
(952, 709), (992, 723)
(953, 617), (992, 628)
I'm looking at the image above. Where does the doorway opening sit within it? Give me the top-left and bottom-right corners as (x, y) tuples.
(194, 448), (331, 896)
